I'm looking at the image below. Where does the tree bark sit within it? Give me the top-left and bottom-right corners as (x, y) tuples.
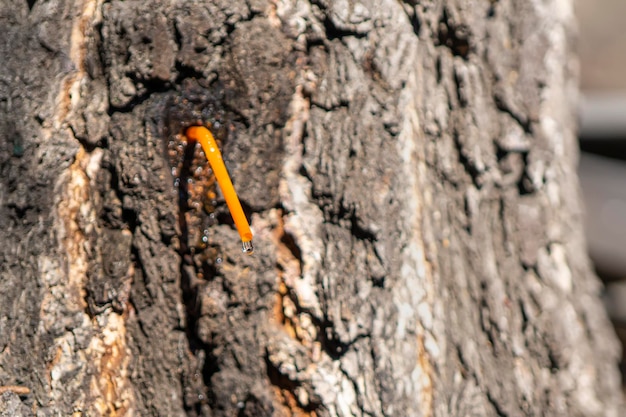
(0, 0), (622, 416)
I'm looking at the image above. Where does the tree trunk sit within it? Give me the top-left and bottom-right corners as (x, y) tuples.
(0, 0), (622, 416)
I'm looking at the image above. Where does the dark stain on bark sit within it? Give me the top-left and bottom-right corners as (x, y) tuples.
(92, 1), (298, 414)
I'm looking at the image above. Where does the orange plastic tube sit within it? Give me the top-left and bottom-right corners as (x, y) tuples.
(186, 126), (253, 254)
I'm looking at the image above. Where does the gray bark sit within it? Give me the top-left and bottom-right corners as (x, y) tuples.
(0, 0), (622, 416)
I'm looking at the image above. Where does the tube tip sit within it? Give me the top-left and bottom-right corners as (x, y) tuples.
(242, 240), (254, 255)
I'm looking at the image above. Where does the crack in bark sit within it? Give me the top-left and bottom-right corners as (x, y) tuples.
(486, 391), (509, 417)
(264, 350), (320, 417)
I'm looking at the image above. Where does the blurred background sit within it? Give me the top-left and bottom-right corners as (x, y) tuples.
(576, 0), (626, 390)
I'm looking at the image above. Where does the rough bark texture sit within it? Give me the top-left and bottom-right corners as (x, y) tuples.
(0, 0), (622, 416)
